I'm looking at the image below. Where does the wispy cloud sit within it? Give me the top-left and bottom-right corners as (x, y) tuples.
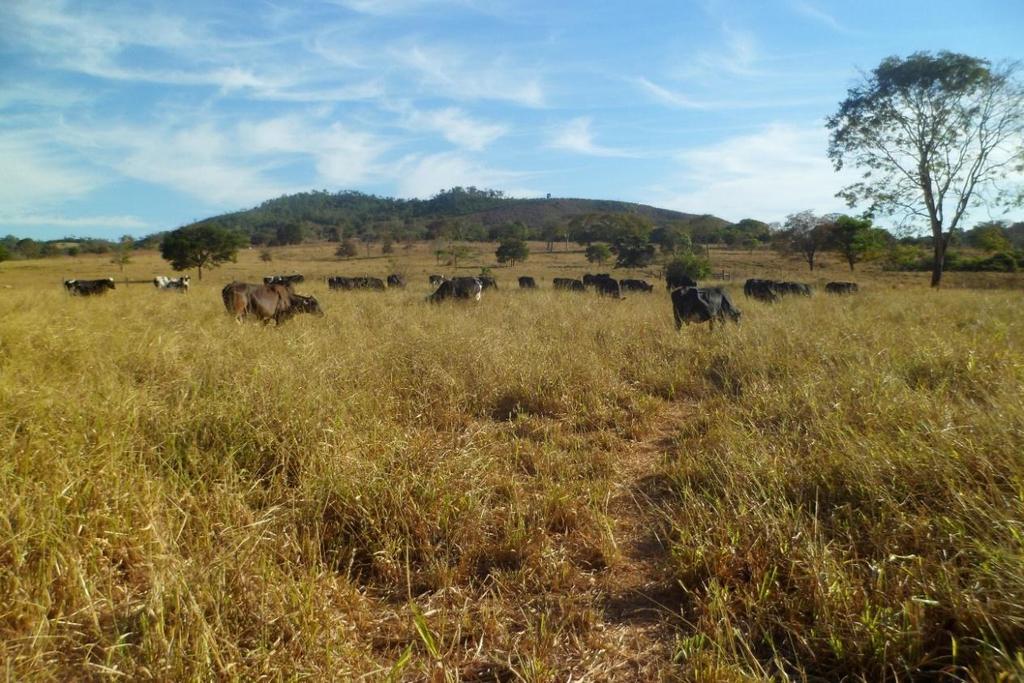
(636, 78), (833, 111)
(548, 117), (638, 157)
(0, 213), (148, 230)
(395, 43), (545, 107)
(650, 122), (853, 222)
(330, 0), (505, 16)
(0, 131), (104, 213)
(393, 152), (535, 198)
(400, 107), (507, 150)
(51, 113), (390, 208)
(791, 2), (854, 34)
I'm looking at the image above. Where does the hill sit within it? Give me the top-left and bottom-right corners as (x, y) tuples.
(178, 187), (732, 245)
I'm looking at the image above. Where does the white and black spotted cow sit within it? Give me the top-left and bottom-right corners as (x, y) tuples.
(154, 276), (190, 292)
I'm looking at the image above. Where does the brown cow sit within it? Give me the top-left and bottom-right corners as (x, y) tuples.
(221, 282), (323, 324)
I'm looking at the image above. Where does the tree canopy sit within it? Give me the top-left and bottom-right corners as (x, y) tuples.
(495, 238), (529, 266)
(774, 211), (832, 271)
(159, 223), (247, 279)
(827, 51), (1024, 286)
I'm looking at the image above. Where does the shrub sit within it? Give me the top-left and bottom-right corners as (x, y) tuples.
(665, 252), (711, 281)
(585, 243), (612, 264)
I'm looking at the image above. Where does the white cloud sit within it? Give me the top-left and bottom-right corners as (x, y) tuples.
(0, 213), (148, 230)
(396, 43), (545, 107)
(330, 0), (502, 16)
(548, 117), (637, 157)
(401, 107), (507, 150)
(650, 122), (855, 222)
(636, 77), (836, 111)
(0, 132), (103, 212)
(393, 152), (533, 198)
(791, 2), (853, 34)
(50, 114), (389, 208)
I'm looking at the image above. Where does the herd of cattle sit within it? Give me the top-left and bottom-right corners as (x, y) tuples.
(61, 271), (859, 328)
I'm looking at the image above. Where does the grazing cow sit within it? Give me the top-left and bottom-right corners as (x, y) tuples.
(264, 274), (305, 287)
(429, 274), (447, 286)
(387, 273), (406, 288)
(153, 275), (190, 292)
(777, 281), (812, 297)
(620, 278), (654, 293)
(744, 278), (812, 301)
(666, 273), (698, 291)
(222, 282), (323, 324)
(478, 275), (498, 290)
(553, 277), (585, 291)
(64, 278), (115, 296)
(428, 276), (483, 303)
(744, 278), (779, 302)
(826, 281), (859, 295)
(357, 276), (387, 291)
(328, 276), (357, 290)
(328, 276), (386, 291)
(518, 276), (537, 289)
(591, 275), (623, 298)
(672, 287), (741, 330)
(583, 273), (612, 289)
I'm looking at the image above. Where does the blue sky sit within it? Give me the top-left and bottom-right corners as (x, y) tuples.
(2, 0), (1022, 240)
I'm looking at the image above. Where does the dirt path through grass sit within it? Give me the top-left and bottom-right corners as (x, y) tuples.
(595, 401), (691, 678)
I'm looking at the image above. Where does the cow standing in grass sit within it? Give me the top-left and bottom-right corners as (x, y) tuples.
(672, 287), (741, 330)
(222, 282), (323, 324)
(428, 277), (483, 302)
(154, 276), (190, 292)
(64, 278), (116, 296)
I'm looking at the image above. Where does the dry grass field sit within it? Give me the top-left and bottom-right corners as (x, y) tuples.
(2, 243), (1023, 680)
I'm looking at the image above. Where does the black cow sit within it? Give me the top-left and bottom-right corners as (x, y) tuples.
(582, 273), (611, 289)
(620, 278), (654, 293)
(553, 277), (585, 291)
(478, 275), (498, 290)
(328, 276), (356, 290)
(222, 282), (323, 324)
(328, 276), (386, 291)
(666, 273), (697, 291)
(64, 278), (115, 296)
(518, 276), (537, 289)
(358, 277), (386, 291)
(428, 276), (483, 302)
(672, 287), (741, 330)
(744, 278), (812, 301)
(777, 281), (812, 297)
(744, 278), (779, 302)
(826, 281), (858, 295)
(387, 274), (406, 288)
(591, 275), (622, 298)
(429, 274), (447, 286)
(264, 274), (304, 287)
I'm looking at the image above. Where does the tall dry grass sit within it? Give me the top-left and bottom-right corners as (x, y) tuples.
(0, 246), (1022, 680)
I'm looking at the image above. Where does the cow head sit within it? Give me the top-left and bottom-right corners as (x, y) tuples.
(293, 294), (324, 317)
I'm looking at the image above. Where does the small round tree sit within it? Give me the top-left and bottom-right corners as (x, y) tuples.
(335, 239), (358, 259)
(585, 243), (612, 265)
(495, 238), (529, 266)
(160, 223), (248, 280)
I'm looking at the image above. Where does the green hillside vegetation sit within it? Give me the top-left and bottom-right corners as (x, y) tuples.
(183, 187), (733, 247)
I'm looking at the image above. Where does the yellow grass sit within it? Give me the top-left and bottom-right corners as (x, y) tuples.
(1, 244), (1023, 680)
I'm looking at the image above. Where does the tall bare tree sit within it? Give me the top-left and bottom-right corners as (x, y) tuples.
(827, 52), (1024, 286)
(775, 210), (832, 271)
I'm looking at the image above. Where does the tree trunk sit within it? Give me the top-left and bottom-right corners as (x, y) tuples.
(930, 241), (945, 287)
